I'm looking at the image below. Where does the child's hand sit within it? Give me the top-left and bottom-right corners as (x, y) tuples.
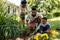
(40, 31), (43, 34)
(46, 30), (49, 32)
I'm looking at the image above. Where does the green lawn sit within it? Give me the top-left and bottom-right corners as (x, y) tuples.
(48, 17), (60, 40)
(48, 17), (60, 30)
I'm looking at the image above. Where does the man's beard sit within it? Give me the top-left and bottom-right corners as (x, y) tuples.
(32, 14), (36, 17)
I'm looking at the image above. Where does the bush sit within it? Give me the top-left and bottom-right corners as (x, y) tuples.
(43, 13), (52, 19)
(53, 12), (60, 17)
(0, 13), (25, 39)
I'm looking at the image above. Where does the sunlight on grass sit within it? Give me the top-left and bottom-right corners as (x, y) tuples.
(53, 39), (60, 40)
(48, 17), (60, 21)
(48, 17), (60, 30)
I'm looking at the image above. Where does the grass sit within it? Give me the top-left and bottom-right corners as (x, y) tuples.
(48, 17), (60, 30)
(48, 17), (60, 39)
(49, 20), (60, 30)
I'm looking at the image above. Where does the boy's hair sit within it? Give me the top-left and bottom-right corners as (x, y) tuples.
(32, 7), (36, 10)
(21, 1), (27, 4)
(42, 17), (47, 21)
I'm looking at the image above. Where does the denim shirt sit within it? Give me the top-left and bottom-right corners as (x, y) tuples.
(36, 22), (50, 31)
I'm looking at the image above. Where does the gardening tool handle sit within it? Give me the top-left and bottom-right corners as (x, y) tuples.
(30, 32), (34, 36)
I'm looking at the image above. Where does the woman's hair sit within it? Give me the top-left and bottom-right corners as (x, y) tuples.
(21, 1), (27, 4)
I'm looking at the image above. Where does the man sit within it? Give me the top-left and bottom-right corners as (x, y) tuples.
(26, 7), (43, 30)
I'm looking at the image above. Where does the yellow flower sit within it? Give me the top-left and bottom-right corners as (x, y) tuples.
(34, 33), (49, 40)
(34, 33), (41, 40)
(49, 29), (55, 35)
(41, 33), (49, 39)
(34, 35), (38, 40)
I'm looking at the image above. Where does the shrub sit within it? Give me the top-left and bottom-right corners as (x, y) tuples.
(43, 13), (52, 19)
(53, 12), (60, 17)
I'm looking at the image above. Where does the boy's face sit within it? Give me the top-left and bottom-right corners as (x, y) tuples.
(41, 19), (47, 24)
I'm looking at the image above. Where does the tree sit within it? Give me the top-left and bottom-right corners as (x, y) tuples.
(27, 0), (60, 18)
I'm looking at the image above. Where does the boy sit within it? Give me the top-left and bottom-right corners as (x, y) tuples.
(33, 17), (51, 34)
(20, 0), (27, 24)
(31, 17), (51, 40)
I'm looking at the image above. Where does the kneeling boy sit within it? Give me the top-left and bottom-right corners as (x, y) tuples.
(34, 17), (51, 34)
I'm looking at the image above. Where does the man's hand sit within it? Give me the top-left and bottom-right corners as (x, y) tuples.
(26, 20), (29, 26)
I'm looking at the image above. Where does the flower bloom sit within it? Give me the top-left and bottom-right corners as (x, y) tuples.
(34, 33), (49, 40)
